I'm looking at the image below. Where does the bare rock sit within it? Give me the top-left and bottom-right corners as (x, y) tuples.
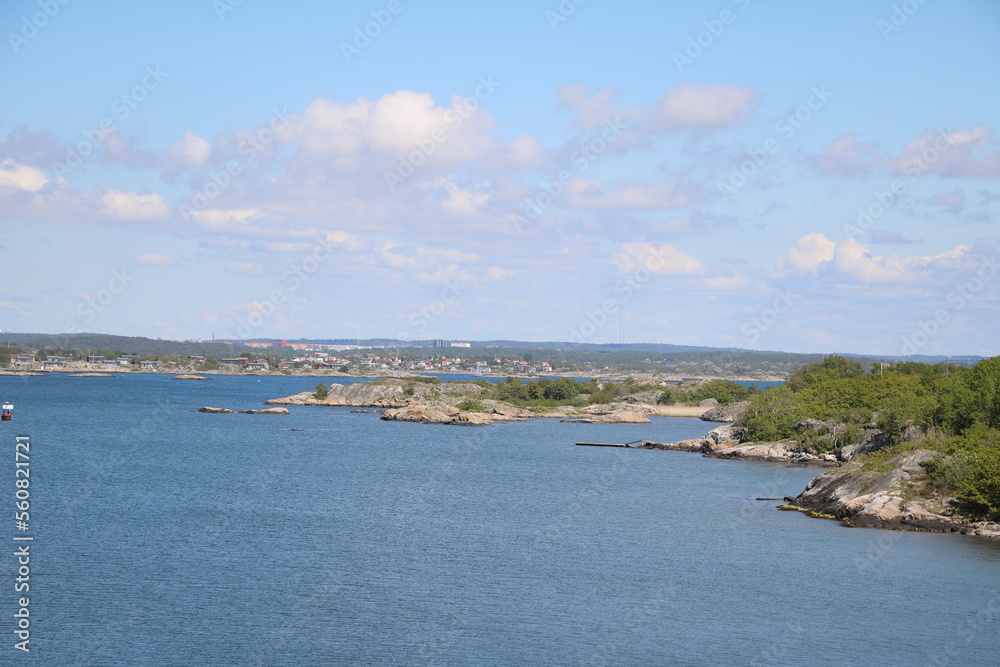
(700, 400), (749, 423)
(793, 418), (830, 434)
(707, 440), (832, 465)
(238, 407), (290, 414)
(198, 407), (234, 413)
(622, 390), (662, 404)
(786, 449), (1000, 537)
(646, 424), (748, 453)
(380, 403), (511, 426)
(174, 374), (210, 380)
(487, 403), (534, 418)
(579, 401), (659, 416)
(561, 410), (650, 424)
(381, 404), (460, 424)
(267, 379), (482, 408)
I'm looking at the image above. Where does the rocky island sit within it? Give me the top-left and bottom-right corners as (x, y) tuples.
(265, 376), (711, 425)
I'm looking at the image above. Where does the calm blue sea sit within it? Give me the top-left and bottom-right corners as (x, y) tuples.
(2, 374), (998, 665)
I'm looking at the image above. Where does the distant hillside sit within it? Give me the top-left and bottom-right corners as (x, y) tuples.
(0, 332), (267, 357)
(0, 332), (982, 378)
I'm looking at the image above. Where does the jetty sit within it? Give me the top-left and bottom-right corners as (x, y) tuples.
(575, 439), (654, 448)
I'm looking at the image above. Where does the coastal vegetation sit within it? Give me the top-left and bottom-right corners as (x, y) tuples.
(737, 355), (1000, 521)
(658, 379), (754, 406)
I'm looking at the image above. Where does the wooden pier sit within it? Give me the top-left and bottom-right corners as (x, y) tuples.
(575, 439), (652, 448)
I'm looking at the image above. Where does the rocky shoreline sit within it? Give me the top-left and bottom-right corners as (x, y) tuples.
(264, 379), (700, 426)
(264, 378), (998, 540)
(782, 450), (1000, 538)
(658, 406), (1000, 539)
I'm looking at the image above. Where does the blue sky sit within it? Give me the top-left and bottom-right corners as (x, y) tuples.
(1, 0), (998, 355)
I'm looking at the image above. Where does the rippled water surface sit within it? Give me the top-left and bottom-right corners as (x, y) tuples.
(4, 374), (999, 665)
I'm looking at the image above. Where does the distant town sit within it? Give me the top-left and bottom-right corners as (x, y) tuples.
(2, 332), (978, 381)
(4, 339), (556, 377)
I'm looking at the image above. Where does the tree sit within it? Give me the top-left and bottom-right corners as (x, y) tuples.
(688, 379), (751, 405)
(966, 356), (1000, 430)
(543, 378), (580, 401)
(737, 386), (803, 442)
(314, 382), (329, 400)
(787, 355), (864, 392)
(875, 391), (935, 443)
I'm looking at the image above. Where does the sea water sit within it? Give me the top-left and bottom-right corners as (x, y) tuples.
(2, 374), (998, 665)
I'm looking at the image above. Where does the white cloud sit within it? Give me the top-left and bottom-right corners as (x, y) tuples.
(557, 83), (643, 132)
(100, 189), (170, 221)
(810, 126), (1000, 179)
(611, 241), (704, 276)
(776, 233), (973, 283)
(323, 230), (366, 252)
(563, 178), (693, 210)
(486, 266), (514, 280)
(285, 90), (500, 169)
(376, 241), (479, 272)
(891, 125), (1000, 178)
(0, 159), (47, 191)
(190, 208), (263, 230)
(226, 262), (264, 275)
(135, 254), (175, 266)
(700, 274), (753, 291)
(497, 134), (547, 170)
(649, 83), (756, 132)
(813, 132), (881, 175)
(833, 238), (911, 282)
(928, 190), (965, 212)
(168, 133), (212, 166)
(776, 232), (836, 274)
(425, 178), (492, 218)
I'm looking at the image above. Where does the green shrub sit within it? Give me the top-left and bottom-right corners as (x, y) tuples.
(657, 389), (678, 405)
(314, 382), (328, 400)
(737, 386), (803, 441)
(688, 379), (751, 405)
(457, 398), (486, 412)
(923, 424), (1000, 521)
(587, 390), (614, 404)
